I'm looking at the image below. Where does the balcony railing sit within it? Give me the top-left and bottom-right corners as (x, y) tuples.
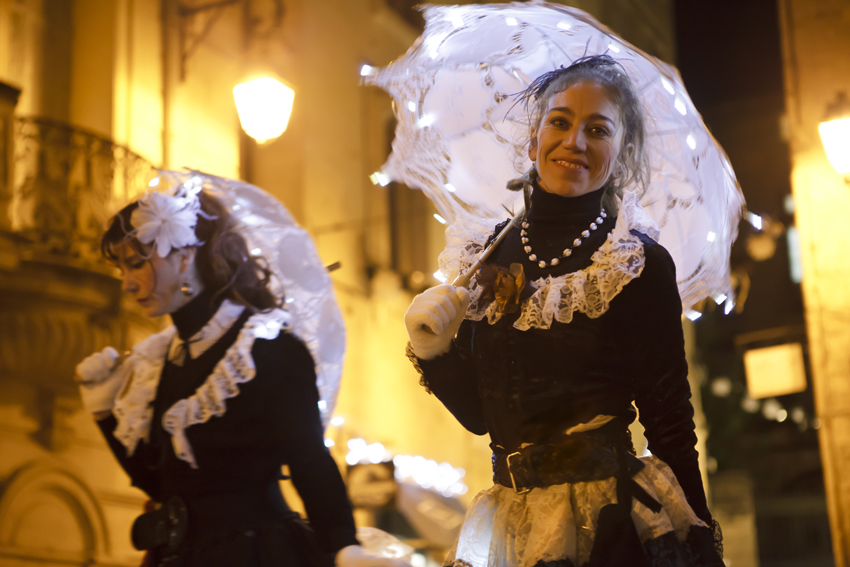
(5, 116), (153, 265)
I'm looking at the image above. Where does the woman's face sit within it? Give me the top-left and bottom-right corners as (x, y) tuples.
(528, 81), (624, 198)
(116, 244), (197, 318)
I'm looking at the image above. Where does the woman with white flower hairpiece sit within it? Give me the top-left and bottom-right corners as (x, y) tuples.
(75, 177), (408, 567)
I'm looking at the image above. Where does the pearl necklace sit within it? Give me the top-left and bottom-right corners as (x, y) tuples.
(521, 208), (607, 268)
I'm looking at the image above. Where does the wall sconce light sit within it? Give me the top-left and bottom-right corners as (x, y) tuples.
(233, 77), (295, 144)
(818, 91), (850, 181)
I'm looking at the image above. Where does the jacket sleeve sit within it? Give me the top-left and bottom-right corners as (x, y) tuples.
(407, 319), (488, 435)
(96, 415), (159, 498)
(631, 241), (711, 525)
(253, 332), (358, 554)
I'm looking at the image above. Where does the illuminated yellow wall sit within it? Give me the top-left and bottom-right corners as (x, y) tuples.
(779, 1), (850, 564)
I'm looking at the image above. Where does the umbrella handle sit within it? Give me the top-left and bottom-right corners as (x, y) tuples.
(417, 209), (526, 335)
(452, 208), (525, 288)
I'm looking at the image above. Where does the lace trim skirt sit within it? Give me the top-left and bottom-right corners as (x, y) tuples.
(445, 456), (719, 567)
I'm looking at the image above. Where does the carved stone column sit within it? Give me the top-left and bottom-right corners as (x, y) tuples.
(0, 81), (21, 248)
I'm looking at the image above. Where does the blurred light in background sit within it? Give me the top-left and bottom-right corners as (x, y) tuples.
(370, 172), (392, 186)
(744, 343), (807, 399)
(233, 77), (295, 144)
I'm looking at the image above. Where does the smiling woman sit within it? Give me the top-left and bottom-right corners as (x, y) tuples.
(403, 55), (724, 567)
(520, 56), (649, 215)
(529, 82), (624, 198)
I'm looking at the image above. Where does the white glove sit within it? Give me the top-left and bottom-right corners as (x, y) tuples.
(404, 284), (470, 360)
(76, 347), (124, 414)
(336, 545), (411, 567)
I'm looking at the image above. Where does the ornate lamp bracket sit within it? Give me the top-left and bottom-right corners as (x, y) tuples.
(176, 0), (285, 80)
(177, 0), (240, 80)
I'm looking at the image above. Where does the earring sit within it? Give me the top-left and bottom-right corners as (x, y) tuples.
(180, 282), (194, 297)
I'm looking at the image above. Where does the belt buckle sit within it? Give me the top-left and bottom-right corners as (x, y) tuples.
(506, 451), (531, 494)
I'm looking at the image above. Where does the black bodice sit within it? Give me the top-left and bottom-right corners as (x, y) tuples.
(97, 292), (357, 560)
(415, 185), (711, 524)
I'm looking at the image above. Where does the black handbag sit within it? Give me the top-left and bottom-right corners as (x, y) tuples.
(131, 497), (188, 556)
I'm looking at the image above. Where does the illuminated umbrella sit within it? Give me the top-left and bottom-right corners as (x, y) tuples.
(155, 169), (345, 426)
(366, 1), (745, 309)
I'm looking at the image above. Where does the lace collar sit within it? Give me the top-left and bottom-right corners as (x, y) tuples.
(167, 300), (246, 365)
(444, 191), (659, 331)
(111, 300), (293, 469)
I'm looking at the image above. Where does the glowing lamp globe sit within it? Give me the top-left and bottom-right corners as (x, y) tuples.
(819, 92), (850, 176)
(233, 77), (294, 144)
(819, 118), (850, 175)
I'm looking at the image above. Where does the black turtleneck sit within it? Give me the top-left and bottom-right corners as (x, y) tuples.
(96, 292), (358, 559)
(170, 287), (221, 341)
(486, 184), (616, 281)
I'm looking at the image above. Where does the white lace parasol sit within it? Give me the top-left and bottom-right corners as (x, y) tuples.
(366, 1), (745, 309)
(155, 169), (345, 427)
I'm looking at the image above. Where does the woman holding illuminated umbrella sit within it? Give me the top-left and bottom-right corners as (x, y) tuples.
(368, 4), (744, 567)
(74, 172), (408, 567)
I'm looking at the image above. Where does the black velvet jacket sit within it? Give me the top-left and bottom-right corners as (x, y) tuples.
(97, 291), (358, 556)
(415, 186), (711, 524)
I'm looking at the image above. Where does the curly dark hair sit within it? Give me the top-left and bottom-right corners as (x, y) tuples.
(102, 189), (280, 312)
(515, 55), (649, 215)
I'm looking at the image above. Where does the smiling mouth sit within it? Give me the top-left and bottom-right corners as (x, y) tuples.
(137, 297), (150, 304)
(554, 159), (588, 170)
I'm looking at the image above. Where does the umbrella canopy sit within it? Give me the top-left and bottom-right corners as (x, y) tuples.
(367, 1), (745, 309)
(155, 169), (346, 427)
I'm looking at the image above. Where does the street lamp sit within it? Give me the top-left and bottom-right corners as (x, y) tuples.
(233, 77), (295, 144)
(818, 91), (850, 179)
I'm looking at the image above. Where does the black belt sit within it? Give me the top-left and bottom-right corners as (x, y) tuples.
(491, 429), (662, 513)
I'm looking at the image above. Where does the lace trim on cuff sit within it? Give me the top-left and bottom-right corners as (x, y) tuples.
(711, 518), (724, 559)
(112, 329), (176, 457)
(406, 342), (431, 394)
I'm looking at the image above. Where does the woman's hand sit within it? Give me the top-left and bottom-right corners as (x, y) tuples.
(335, 545), (411, 567)
(75, 347), (125, 416)
(404, 284), (470, 360)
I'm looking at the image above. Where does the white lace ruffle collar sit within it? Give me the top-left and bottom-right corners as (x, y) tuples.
(111, 300), (293, 469)
(167, 300), (246, 365)
(443, 191), (659, 331)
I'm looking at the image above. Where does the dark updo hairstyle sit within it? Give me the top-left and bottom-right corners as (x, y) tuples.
(102, 189), (280, 312)
(512, 54), (649, 215)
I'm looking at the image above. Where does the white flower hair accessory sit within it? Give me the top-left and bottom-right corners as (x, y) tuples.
(130, 181), (202, 258)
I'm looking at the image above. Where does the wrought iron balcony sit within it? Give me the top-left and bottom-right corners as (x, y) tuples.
(3, 116), (153, 266)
